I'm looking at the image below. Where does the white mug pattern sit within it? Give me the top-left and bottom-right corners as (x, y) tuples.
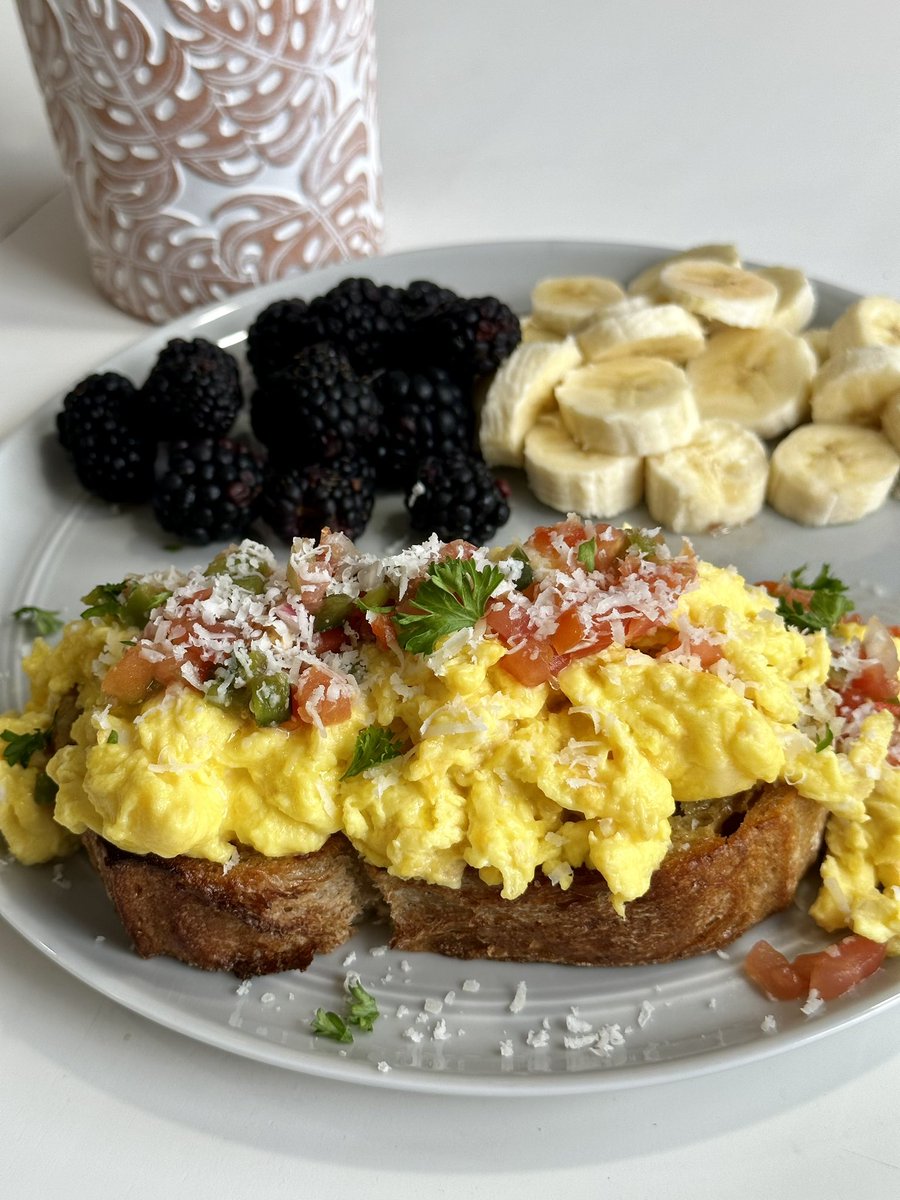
(17, 0), (383, 322)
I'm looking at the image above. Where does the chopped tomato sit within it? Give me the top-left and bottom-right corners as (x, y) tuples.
(549, 607), (587, 654)
(368, 613), (395, 649)
(498, 639), (561, 687)
(526, 520), (627, 571)
(291, 666), (354, 727)
(101, 643), (211, 704)
(314, 627), (348, 655)
(853, 661), (899, 703)
(744, 940), (807, 1001)
(745, 935), (886, 1004)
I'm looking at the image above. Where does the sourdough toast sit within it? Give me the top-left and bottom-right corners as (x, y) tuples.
(83, 831), (379, 977)
(82, 783), (825, 974)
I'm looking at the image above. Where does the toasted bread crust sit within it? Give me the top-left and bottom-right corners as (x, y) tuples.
(367, 784), (826, 966)
(81, 783), (826, 975)
(83, 832), (379, 978)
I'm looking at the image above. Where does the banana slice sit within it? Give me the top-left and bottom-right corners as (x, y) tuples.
(556, 357), (699, 456)
(478, 337), (582, 466)
(829, 296), (900, 355)
(577, 302), (706, 363)
(645, 419), (768, 534)
(524, 413), (643, 516)
(519, 314), (564, 343)
(627, 243), (741, 300)
(531, 276), (625, 334)
(754, 266), (816, 333)
(802, 327), (831, 366)
(810, 346), (900, 426)
(659, 260), (779, 328)
(882, 394), (900, 452)
(767, 423), (900, 526)
(687, 327), (815, 439)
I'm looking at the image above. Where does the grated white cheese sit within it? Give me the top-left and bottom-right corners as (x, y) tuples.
(509, 981), (527, 1013)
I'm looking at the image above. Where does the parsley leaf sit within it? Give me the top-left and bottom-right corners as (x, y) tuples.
(815, 727), (834, 753)
(346, 976), (379, 1031)
(343, 725), (404, 779)
(13, 606), (63, 637)
(509, 547), (534, 590)
(1, 728), (49, 769)
(392, 559), (504, 655)
(576, 538), (597, 572)
(311, 1009), (353, 1043)
(107, 731), (119, 745)
(776, 564), (854, 634)
(81, 581), (128, 621)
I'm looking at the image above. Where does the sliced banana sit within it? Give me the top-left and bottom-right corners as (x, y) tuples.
(556, 357), (699, 456)
(754, 266), (816, 333)
(810, 346), (900, 426)
(627, 243), (741, 300)
(530, 275), (625, 334)
(829, 296), (900, 356)
(767, 423), (900, 526)
(577, 302), (705, 363)
(659, 260), (779, 329)
(519, 314), (564, 343)
(802, 327), (831, 366)
(479, 337), (582, 466)
(645, 419), (768, 534)
(882, 394), (900, 452)
(524, 414), (643, 517)
(686, 327), (815, 439)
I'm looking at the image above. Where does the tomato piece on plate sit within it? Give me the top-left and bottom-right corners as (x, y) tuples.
(744, 940), (807, 1001)
(793, 935), (887, 1001)
(292, 666), (354, 726)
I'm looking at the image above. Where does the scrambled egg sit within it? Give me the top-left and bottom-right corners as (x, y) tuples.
(1, 536), (899, 945)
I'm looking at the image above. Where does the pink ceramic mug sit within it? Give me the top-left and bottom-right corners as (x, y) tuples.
(17, 0), (383, 322)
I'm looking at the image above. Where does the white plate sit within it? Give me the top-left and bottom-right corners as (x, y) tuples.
(1, 240), (899, 1096)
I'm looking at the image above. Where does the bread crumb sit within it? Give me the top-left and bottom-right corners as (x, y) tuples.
(499, 1039), (514, 1057)
(462, 978), (480, 992)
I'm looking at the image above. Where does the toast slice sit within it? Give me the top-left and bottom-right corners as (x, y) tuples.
(82, 783), (825, 974)
(368, 783), (826, 966)
(83, 832), (379, 978)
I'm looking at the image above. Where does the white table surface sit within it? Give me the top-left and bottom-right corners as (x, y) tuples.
(2, 2), (900, 1195)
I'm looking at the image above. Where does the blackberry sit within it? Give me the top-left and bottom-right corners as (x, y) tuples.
(140, 338), (242, 438)
(250, 343), (381, 466)
(152, 438), (264, 544)
(398, 279), (460, 323)
(56, 372), (155, 503)
(372, 366), (474, 488)
(246, 297), (324, 385)
(406, 451), (511, 544)
(415, 295), (521, 380)
(261, 457), (376, 542)
(307, 277), (407, 373)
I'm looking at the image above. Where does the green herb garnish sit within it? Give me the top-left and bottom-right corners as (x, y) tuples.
(509, 546), (534, 590)
(815, 727), (834, 753)
(576, 538), (597, 572)
(13, 606), (63, 637)
(391, 559), (504, 655)
(346, 976), (379, 1031)
(34, 773), (58, 806)
(311, 1009), (354, 1043)
(81, 580), (128, 621)
(1, 728), (49, 769)
(776, 565), (854, 633)
(107, 731), (119, 745)
(343, 725), (405, 779)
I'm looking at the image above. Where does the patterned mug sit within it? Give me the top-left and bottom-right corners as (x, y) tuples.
(16, 0), (383, 322)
